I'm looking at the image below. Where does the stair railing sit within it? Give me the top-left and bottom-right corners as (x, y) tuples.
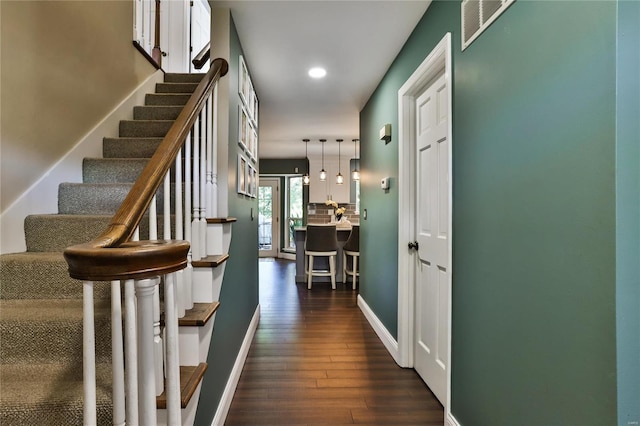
(64, 58), (228, 425)
(192, 42), (210, 70)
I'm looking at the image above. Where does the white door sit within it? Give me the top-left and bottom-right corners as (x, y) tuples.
(258, 179), (279, 258)
(190, 0), (210, 72)
(413, 72), (450, 405)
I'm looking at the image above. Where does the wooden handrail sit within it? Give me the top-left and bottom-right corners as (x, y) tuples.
(192, 42), (210, 70)
(64, 58), (229, 281)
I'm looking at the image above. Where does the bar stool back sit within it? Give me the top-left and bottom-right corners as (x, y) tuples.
(305, 225), (338, 290)
(342, 225), (360, 289)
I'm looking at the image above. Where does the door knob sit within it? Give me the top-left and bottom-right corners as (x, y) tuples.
(408, 241), (419, 250)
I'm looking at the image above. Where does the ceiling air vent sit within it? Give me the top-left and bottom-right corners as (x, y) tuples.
(462, 0), (515, 50)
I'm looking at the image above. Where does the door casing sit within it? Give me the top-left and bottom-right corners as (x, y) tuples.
(397, 32), (453, 418)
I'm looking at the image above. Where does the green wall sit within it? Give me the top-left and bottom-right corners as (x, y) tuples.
(194, 14), (259, 426)
(616, 1), (640, 424)
(360, 1), (622, 424)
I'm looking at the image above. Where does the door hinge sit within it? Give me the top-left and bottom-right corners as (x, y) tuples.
(190, 1), (193, 6)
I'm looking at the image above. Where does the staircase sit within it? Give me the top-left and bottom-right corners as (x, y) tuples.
(0, 70), (232, 425)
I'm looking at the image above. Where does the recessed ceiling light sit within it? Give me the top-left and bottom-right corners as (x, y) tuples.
(308, 67), (327, 79)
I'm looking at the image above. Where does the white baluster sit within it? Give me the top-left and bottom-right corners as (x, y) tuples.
(199, 108), (207, 258)
(153, 284), (164, 397)
(124, 279), (139, 425)
(206, 94), (213, 220)
(111, 280), (126, 426)
(135, 277), (159, 425)
(184, 133), (194, 310)
(164, 173), (171, 241)
(149, 195), (158, 240)
(164, 272), (181, 425)
(211, 83), (219, 218)
(192, 118), (201, 261)
(83, 281), (97, 425)
(175, 149), (186, 318)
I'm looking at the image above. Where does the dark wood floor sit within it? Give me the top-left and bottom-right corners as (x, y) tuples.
(225, 258), (443, 425)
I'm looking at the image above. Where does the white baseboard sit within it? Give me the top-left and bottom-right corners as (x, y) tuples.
(210, 305), (260, 426)
(0, 70), (164, 254)
(357, 295), (400, 364)
(446, 412), (461, 426)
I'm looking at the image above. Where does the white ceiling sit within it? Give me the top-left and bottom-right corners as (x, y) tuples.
(212, 1), (431, 159)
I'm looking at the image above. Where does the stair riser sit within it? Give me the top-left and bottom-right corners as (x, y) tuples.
(119, 120), (174, 138)
(83, 158), (149, 183)
(145, 93), (191, 106)
(58, 183), (132, 215)
(0, 314), (112, 364)
(24, 215), (178, 252)
(133, 106), (184, 121)
(155, 83), (199, 93)
(164, 73), (204, 83)
(103, 138), (163, 158)
(58, 183), (180, 215)
(0, 253), (111, 300)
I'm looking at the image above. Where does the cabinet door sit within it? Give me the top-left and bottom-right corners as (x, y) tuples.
(308, 159), (350, 203)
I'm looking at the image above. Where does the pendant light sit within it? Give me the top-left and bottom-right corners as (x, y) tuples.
(351, 138), (360, 181)
(319, 139), (327, 181)
(336, 139), (344, 185)
(302, 139), (310, 186)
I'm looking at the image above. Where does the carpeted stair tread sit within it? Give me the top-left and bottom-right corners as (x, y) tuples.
(103, 137), (164, 158)
(145, 93), (191, 106)
(0, 362), (112, 425)
(58, 183), (133, 215)
(164, 73), (205, 83)
(25, 214), (112, 252)
(0, 252), (111, 300)
(155, 82), (199, 93)
(133, 105), (184, 121)
(0, 298), (111, 364)
(82, 158), (149, 183)
(119, 119), (174, 138)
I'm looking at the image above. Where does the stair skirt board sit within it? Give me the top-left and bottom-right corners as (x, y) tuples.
(211, 306), (260, 426)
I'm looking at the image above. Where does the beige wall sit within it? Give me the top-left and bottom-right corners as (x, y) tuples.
(0, 0), (156, 212)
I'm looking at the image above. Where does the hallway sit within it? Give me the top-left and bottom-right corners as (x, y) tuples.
(225, 258), (443, 425)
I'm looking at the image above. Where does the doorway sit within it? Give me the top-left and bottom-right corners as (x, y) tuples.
(258, 178), (279, 257)
(397, 33), (453, 420)
(134, 0), (210, 73)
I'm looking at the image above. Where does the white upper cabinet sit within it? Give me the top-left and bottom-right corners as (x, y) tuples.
(308, 156), (351, 203)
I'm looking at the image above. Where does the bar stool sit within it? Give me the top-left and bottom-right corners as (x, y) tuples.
(342, 225), (360, 289)
(305, 224), (338, 290)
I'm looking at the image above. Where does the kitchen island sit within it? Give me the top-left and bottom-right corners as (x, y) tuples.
(294, 226), (354, 284)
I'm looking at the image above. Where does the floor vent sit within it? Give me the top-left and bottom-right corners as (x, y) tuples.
(462, 0), (515, 50)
